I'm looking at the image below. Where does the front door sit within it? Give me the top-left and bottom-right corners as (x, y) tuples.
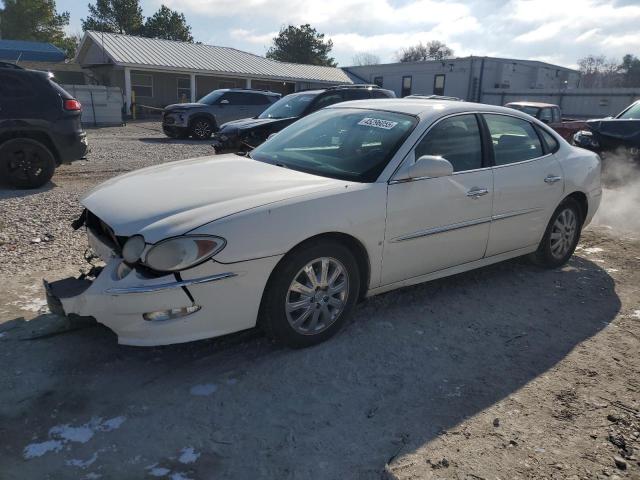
(383, 113), (493, 285)
(483, 113), (565, 256)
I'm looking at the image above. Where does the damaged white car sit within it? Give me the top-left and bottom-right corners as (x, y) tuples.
(45, 99), (602, 348)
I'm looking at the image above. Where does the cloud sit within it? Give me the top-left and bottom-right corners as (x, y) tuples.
(156, 0), (640, 67)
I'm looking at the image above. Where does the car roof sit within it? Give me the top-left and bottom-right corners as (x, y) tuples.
(505, 101), (557, 108)
(219, 88), (280, 96)
(328, 98), (536, 120)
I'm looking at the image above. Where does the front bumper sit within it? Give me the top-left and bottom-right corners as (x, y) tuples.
(45, 254), (282, 346)
(211, 132), (242, 153)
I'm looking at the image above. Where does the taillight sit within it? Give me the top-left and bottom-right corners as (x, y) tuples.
(64, 99), (82, 111)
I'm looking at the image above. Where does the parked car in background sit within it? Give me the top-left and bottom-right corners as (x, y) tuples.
(573, 100), (640, 164)
(162, 89), (281, 140)
(211, 85), (395, 153)
(504, 101), (588, 142)
(46, 99), (600, 349)
(0, 62), (87, 189)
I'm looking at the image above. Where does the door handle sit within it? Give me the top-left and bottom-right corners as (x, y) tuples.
(466, 187), (489, 198)
(544, 175), (562, 184)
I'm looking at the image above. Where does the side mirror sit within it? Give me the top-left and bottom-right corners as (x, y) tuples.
(219, 99), (229, 105)
(406, 155), (453, 179)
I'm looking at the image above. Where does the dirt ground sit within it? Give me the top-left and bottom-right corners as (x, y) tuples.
(0, 122), (639, 480)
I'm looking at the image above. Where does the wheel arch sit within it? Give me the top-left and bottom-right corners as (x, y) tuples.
(564, 191), (588, 225)
(0, 131), (60, 164)
(189, 113), (217, 129)
(264, 232), (372, 302)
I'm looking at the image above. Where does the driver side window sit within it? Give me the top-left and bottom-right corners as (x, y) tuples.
(414, 114), (483, 172)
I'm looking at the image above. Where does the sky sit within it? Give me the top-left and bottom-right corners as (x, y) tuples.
(57, 0), (640, 68)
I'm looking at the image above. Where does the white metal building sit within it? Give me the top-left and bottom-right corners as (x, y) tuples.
(343, 57), (580, 101)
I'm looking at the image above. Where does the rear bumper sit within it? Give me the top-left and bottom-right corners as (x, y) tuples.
(44, 254), (281, 346)
(56, 131), (89, 163)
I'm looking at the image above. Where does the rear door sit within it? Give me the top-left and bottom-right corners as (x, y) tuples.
(244, 92), (272, 118)
(483, 113), (564, 257)
(213, 92), (250, 124)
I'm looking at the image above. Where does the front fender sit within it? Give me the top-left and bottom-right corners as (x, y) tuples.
(189, 183), (388, 288)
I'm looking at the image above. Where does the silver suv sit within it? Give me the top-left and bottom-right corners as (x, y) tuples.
(162, 89), (281, 140)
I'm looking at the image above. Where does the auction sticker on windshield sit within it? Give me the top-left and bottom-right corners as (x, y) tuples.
(357, 117), (398, 130)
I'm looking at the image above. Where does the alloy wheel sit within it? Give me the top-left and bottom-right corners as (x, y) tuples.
(6, 146), (47, 183)
(550, 208), (577, 259)
(193, 121), (211, 139)
(285, 257), (349, 335)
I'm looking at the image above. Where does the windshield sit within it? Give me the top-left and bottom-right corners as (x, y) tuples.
(251, 108), (418, 182)
(198, 90), (224, 105)
(258, 92), (317, 119)
(617, 102), (640, 119)
(506, 104), (540, 118)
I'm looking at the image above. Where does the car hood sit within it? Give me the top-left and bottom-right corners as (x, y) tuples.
(164, 103), (203, 111)
(219, 116), (293, 132)
(81, 154), (344, 243)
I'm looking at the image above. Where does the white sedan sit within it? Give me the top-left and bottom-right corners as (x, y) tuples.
(45, 99), (602, 348)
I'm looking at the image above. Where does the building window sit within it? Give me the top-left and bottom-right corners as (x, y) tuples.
(177, 77), (191, 102)
(131, 73), (153, 98)
(401, 76), (412, 97)
(373, 76), (383, 87)
(433, 74), (445, 96)
(219, 80), (237, 89)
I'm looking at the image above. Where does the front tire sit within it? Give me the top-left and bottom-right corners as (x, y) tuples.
(0, 138), (56, 189)
(260, 240), (361, 348)
(531, 198), (582, 268)
(190, 118), (214, 140)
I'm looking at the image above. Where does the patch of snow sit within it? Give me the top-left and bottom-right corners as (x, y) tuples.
(190, 384), (217, 396)
(50, 423), (95, 443)
(631, 310), (640, 320)
(66, 452), (98, 468)
(149, 467), (171, 477)
(605, 268), (619, 273)
(10, 296), (49, 313)
(583, 247), (604, 254)
(178, 447), (200, 464)
(171, 473), (193, 480)
(23, 416), (126, 460)
(98, 416), (126, 431)
(23, 440), (63, 459)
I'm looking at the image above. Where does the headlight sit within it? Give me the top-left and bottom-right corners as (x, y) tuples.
(143, 235), (226, 272)
(122, 235), (146, 263)
(573, 130), (598, 148)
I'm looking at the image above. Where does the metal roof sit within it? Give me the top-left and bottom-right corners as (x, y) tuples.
(0, 39), (65, 62)
(79, 31), (352, 84)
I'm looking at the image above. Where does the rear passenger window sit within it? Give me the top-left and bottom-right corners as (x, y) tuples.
(538, 127), (559, 153)
(0, 73), (34, 99)
(310, 93), (343, 112)
(539, 108), (552, 123)
(244, 93), (271, 105)
(344, 89), (370, 100)
(415, 114), (483, 172)
(552, 108), (561, 123)
(219, 92), (251, 104)
(484, 114), (543, 166)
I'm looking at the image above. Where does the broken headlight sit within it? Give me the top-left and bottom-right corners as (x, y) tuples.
(143, 235), (226, 272)
(573, 130), (599, 148)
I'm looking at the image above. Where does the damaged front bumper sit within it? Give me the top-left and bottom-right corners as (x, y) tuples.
(44, 253), (281, 346)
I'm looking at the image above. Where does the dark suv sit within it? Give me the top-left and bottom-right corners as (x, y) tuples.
(162, 88), (281, 140)
(211, 85), (396, 152)
(0, 62), (87, 188)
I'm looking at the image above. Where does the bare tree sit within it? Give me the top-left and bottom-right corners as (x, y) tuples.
(351, 52), (380, 66)
(397, 40), (454, 62)
(577, 54), (622, 87)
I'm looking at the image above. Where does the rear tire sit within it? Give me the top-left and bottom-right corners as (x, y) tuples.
(189, 118), (214, 140)
(531, 198), (582, 268)
(0, 138), (56, 189)
(259, 240), (361, 348)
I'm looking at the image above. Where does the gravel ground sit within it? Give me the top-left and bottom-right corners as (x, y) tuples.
(0, 122), (639, 480)
(0, 122), (213, 276)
